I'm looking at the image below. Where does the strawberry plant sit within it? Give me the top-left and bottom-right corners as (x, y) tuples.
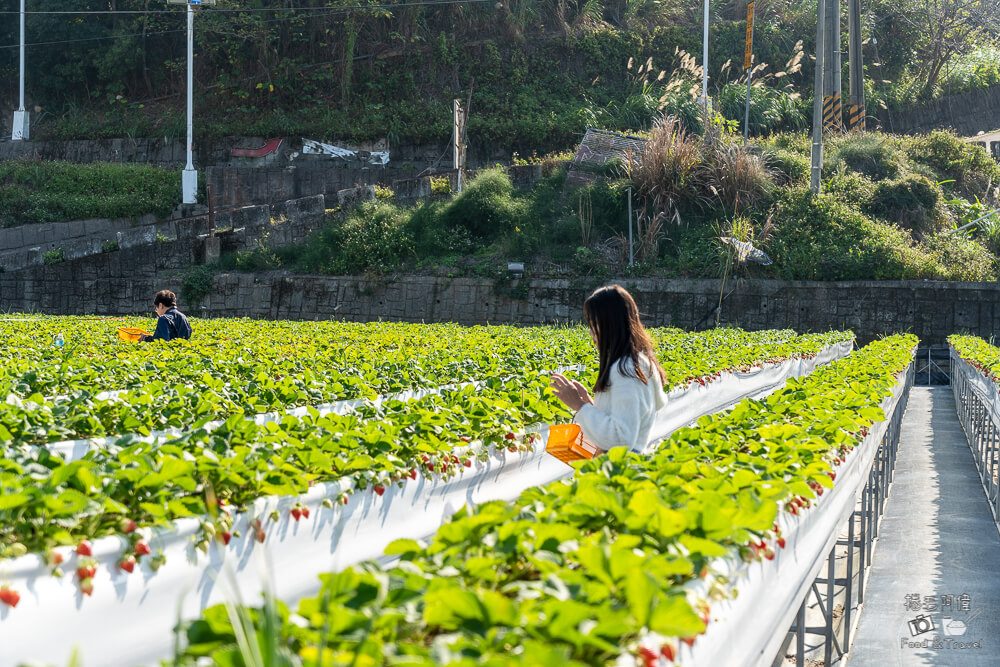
(172, 334), (915, 666)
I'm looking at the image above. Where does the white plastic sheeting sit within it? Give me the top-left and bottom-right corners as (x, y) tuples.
(0, 440), (571, 667)
(302, 138), (390, 165)
(648, 340), (854, 443)
(0, 342), (853, 666)
(673, 361), (912, 667)
(951, 348), (1000, 430)
(44, 366), (588, 463)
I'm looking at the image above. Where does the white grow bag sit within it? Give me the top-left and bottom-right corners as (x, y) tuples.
(0, 342), (853, 666)
(674, 360), (913, 667)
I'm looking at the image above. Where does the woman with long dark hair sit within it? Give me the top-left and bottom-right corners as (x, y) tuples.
(550, 285), (667, 454)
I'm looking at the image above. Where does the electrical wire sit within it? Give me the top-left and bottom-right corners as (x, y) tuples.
(0, 0), (489, 15)
(0, 0), (490, 50)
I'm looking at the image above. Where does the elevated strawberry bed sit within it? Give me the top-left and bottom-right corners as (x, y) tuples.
(155, 334), (916, 667)
(0, 323), (854, 666)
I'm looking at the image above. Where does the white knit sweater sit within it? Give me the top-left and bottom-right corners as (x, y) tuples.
(573, 354), (667, 454)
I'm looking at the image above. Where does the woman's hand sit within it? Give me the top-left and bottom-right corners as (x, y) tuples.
(550, 373), (594, 412)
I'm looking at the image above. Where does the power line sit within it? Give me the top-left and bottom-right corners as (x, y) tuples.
(0, 0), (489, 15)
(0, 0), (490, 50)
(0, 29), (188, 50)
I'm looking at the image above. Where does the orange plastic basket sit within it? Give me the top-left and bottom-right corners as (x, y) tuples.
(117, 327), (150, 342)
(546, 424), (600, 463)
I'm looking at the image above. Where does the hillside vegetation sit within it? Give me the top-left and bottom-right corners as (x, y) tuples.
(1, 0), (997, 146)
(207, 128), (1000, 292)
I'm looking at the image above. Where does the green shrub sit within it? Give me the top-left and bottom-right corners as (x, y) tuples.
(440, 169), (525, 242)
(825, 171), (876, 210)
(825, 134), (905, 181)
(867, 174), (942, 238)
(902, 130), (1000, 199)
(921, 232), (996, 282)
(764, 148), (810, 185)
(768, 188), (925, 280)
(0, 160), (181, 226)
(331, 201), (413, 274)
(716, 81), (808, 136)
(42, 248), (65, 265)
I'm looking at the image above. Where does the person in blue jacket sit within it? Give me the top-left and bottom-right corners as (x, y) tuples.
(140, 290), (193, 342)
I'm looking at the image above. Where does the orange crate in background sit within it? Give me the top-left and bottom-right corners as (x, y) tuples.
(546, 424), (601, 463)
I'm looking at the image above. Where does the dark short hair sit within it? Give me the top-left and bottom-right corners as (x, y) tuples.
(583, 284), (665, 392)
(153, 289), (177, 308)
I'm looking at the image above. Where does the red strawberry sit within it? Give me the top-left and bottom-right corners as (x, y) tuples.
(460, 436), (470, 442)
(79, 578), (95, 596)
(777, 537), (786, 549)
(420, 454), (430, 462)
(373, 484), (386, 496)
(134, 540), (151, 556)
(463, 459), (472, 468)
(256, 529), (266, 543)
(505, 432), (516, 440)
(76, 540), (93, 557)
(341, 495), (349, 505)
(789, 504), (799, 515)
(637, 646), (658, 667)
(764, 547), (776, 561)
(291, 508), (302, 521)
(828, 472), (837, 481)
(220, 531), (232, 545)
(507, 447), (517, 453)
(0, 586), (20, 608)
(408, 469), (417, 479)
(660, 643), (676, 661)
(301, 507), (310, 519)
(119, 555), (136, 573)
(682, 636), (696, 647)
(120, 518), (137, 534)
(76, 565), (97, 580)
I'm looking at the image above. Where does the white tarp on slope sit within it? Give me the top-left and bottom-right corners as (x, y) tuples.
(0, 342), (853, 667)
(673, 360), (913, 667)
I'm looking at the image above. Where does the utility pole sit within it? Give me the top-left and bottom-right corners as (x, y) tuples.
(823, 0), (842, 133)
(169, 0), (214, 204)
(452, 99), (464, 193)
(183, 2), (197, 203)
(847, 0), (866, 131)
(12, 0), (28, 140)
(742, 0), (755, 145)
(810, 0), (827, 193)
(701, 0), (710, 109)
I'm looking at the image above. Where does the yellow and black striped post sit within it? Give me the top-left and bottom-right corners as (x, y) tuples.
(848, 104), (866, 131)
(823, 93), (843, 133)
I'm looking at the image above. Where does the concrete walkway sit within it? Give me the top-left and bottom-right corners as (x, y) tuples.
(849, 387), (1000, 666)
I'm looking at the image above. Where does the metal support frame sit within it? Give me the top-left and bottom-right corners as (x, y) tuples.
(784, 363), (913, 665)
(952, 357), (1000, 528)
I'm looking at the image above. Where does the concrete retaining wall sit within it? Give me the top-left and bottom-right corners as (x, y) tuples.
(5, 260), (999, 345)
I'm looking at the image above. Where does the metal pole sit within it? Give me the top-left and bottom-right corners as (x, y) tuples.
(847, 0), (865, 130)
(701, 0), (710, 108)
(18, 0), (24, 113)
(743, 0), (754, 145)
(181, 3), (198, 204)
(824, 0), (842, 133)
(453, 99), (462, 194)
(743, 68), (752, 146)
(12, 0), (28, 141)
(810, 0), (826, 194)
(627, 187), (634, 266)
